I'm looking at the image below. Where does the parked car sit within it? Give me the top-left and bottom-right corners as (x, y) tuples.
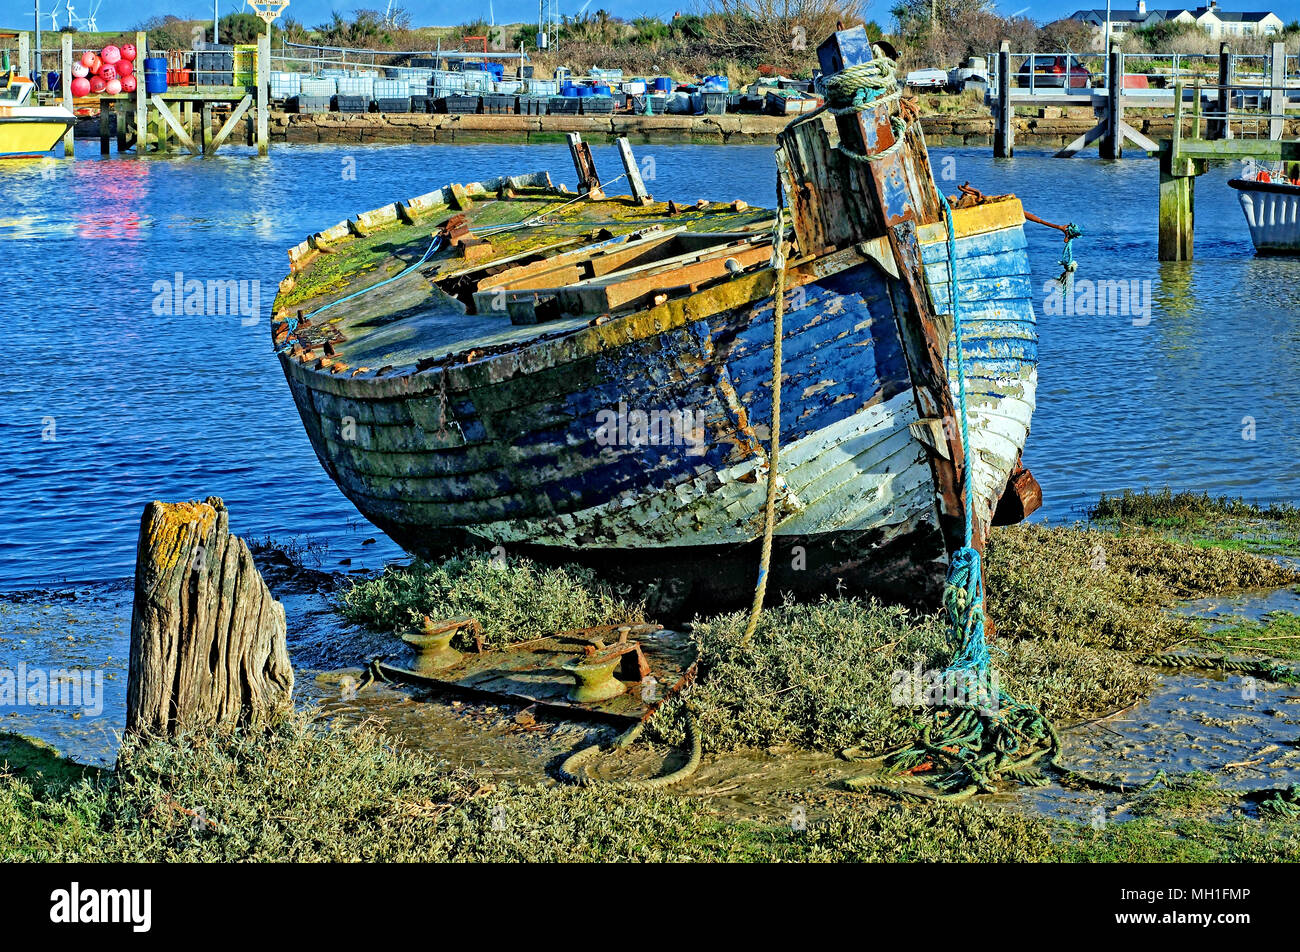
(905, 68), (949, 91)
(1016, 55), (1092, 89)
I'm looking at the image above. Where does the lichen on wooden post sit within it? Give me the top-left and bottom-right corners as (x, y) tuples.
(126, 496), (292, 738)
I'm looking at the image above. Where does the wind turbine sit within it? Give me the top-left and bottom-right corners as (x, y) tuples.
(48, 0), (64, 31)
(64, 2), (82, 30)
(85, 0), (101, 31)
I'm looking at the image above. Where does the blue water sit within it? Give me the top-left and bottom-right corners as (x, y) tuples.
(1, 141), (1297, 591)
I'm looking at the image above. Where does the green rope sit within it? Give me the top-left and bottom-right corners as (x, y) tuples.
(846, 191), (1057, 799)
(1058, 223), (1083, 284)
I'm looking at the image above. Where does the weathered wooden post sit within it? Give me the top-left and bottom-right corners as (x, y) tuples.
(615, 136), (651, 204)
(134, 31), (149, 155)
(60, 35), (75, 159)
(994, 41), (1013, 158)
(1158, 89), (1195, 263)
(1213, 42), (1232, 141)
(256, 33), (270, 156)
(17, 31), (30, 79)
(566, 132), (604, 197)
(1268, 41), (1285, 142)
(126, 497), (293, 738)
(1101, 47), (1124, 159)
(99, 97), (111, 154)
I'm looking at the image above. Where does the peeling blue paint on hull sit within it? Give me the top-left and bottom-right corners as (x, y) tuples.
(281, 201), (1037, 611)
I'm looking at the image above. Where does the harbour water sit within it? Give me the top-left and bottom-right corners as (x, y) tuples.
(2, 142), (1298, 592)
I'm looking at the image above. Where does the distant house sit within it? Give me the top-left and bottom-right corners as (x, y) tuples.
(1070, 2), (1285, 42)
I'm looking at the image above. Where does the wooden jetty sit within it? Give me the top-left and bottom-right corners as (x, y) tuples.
(1159, 56), (1300, 261)
(991, 41), (1294, 161)
(37, 31), (274, 157)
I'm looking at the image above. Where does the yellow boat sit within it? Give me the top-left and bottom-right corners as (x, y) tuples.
(0, 73), (75, 158)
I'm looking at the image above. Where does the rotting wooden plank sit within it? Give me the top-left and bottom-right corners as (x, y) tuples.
(615, 136), (652, 204)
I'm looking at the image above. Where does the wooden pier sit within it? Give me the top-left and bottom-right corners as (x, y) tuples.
(1158, 74), (1300, 261)
(992, 41), (1293, 161)
(48, 31), (272, 157)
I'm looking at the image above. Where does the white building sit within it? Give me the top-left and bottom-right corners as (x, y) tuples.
(1070, 2), (1286, 40)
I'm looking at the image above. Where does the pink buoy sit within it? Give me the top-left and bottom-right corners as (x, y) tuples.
(71, 63), (89, 79)
(105, 78), (123, 95)
(70, 76), (91, 97)
(115, 58), (133, 76)
(100, 45), (122, 65)
(81, 51), (101, 72)
(120, 75), (137, 93)
(98, 63), (118, 81)
(88, 76), (107, 93)
(120, 44), (137, 62)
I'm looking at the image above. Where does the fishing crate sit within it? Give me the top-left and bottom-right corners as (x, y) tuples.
(630, 94), (667, 114)
(612, 91), (628, 110)
(518, 96), (548, 115)
(289, 95), (331, 115)
(375, 97), (412, 113)
(410, 95), (436, 114)
(482, 93), (516, 114)
(581, 96), (614, 115)
(702, 91), (728, 114)
(334, 95), (371, 113)
(549, 96), (580, 115)
(441, 94), (481, 114)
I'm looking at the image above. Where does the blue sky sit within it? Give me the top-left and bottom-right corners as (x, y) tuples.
(3, 0), (1299, 32)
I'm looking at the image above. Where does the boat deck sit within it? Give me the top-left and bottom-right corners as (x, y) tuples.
(273, 174), (776, 376)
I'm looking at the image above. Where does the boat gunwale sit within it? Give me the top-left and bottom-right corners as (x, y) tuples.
(277, 194), (1029, 406)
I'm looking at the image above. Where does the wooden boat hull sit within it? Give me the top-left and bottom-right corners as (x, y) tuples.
(1230, 178), (1300, 253)
(278, 188), (1035, 612)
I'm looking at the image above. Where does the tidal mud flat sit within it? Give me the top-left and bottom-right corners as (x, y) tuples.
(5, 492), (1300, 862)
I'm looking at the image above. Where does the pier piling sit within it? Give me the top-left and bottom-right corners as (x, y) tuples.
(59, 35), (74, 158)
(994, 41), (1013, 158)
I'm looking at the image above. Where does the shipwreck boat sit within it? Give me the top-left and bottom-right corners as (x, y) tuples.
(272, 28), (1044, 613)
(0, 73), (75, 158)
(1230, 169), (1300, 254)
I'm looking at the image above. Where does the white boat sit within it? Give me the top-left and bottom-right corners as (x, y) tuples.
(0, 73), (75, 158)
(1229, 172), (1300, 254)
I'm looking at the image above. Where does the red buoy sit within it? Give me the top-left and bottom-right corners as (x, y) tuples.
(70, 76), (91, 97)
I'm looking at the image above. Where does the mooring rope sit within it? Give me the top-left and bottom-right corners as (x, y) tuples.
(558, 714), (702, 790)
(276, 233), (445, 352)
(737, 209), (788, 649)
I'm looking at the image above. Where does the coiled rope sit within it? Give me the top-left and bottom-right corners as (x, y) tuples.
(558, 714), (702, 790)
(821, 55), (916, 164)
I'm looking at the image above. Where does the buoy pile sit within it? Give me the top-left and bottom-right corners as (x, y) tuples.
(69, 44), (137, 97)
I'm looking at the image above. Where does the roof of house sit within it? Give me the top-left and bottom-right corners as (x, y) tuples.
(1071, 7), (1279, 22)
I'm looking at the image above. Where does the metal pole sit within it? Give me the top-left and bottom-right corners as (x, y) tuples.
(34, 0), (42, 86)
(1104, 0), (1111, 67)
